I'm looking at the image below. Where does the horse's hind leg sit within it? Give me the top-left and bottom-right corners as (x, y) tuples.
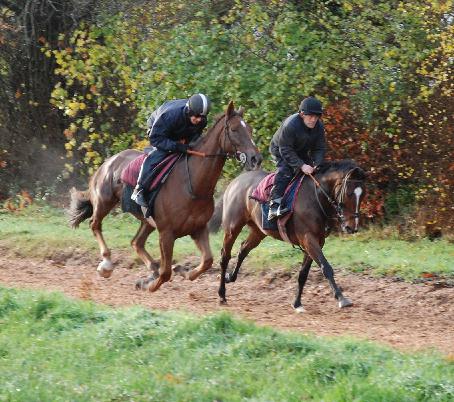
(186, 226), (214, 281)
(293, 253), (313, 313)
(225, 225), (265, 283)
(131, 218), (159, 274)
(91, 200), (118, 278)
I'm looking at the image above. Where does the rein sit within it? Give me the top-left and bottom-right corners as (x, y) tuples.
(308, 173), (344, 223)
(308, 167), (363, 226)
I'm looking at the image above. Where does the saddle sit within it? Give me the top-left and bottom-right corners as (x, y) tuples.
(120, 153), (180, 217)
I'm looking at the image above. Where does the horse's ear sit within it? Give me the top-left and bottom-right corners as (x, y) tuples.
(226, 100), (235, 117)
(354, 167), (367, 180)
(238, 106), (245, 117)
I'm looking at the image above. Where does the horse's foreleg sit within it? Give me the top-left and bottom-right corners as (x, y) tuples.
(131, 219), (159, 274)
(146, 231), (175, 292)
(91, 204), (116, 278)
(226, 226), (265, 283)
(302, 234), (352, 308)
(293, 253), (313, 313)
(218, 225), (243, 303)
(186, 226), (214, 281)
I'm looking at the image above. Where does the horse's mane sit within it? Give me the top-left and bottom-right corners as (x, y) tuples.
(317, 159), (363, 176)
(191, 110), (241, 147)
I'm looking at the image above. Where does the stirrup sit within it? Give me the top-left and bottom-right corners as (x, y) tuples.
(277, 204), (290, 217)
(132, 188), (148, 207)
(267, 202), (280, 221)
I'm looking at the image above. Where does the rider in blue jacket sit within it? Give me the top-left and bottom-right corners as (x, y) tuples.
(132, 93), (211, 207)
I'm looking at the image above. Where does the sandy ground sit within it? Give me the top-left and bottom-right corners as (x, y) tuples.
(0, 249), (453, 355)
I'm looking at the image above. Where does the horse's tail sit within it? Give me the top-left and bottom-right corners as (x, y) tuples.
(208, 195), (224, 233)
(68, 187), (93, 228)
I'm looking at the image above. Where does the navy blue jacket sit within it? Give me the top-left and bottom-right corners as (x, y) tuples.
(269, 113), (326, 170)
(147, 99), (207, 152)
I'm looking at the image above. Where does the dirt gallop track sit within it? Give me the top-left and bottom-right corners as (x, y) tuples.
(0, 251), (453, 355)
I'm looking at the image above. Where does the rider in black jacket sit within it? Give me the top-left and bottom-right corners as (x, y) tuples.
(268, 96), (326, 220)
(132, 93), (211, 207)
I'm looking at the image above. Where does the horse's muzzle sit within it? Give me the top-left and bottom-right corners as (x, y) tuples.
(242, 151), (263, 171)
(342, 225), (357, 234)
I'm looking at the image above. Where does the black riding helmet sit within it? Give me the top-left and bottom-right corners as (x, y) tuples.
(299, 96), (323, 115)
(187, 93), (211, 116)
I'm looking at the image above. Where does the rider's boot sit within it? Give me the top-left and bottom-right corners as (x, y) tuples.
(267, 198), (281, 221)
(131, 186), (148, 207)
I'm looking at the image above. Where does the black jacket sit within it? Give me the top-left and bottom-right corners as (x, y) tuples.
(147, 99), (207, 152)
(269, 113), (326, 170)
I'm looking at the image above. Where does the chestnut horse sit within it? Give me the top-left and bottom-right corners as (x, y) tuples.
(68, 101), (262, 292)
(215, 160), (366, 310)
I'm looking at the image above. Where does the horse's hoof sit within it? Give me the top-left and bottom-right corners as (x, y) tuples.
(339, 298), (353, 308)
(97, 259), (114, 278)
(224, 273), (233, 283)
(147, 279), (162, 292)
(219, 298), (227, 305)
(294, 305), (305, 314)
(148, 284), (158, 292)
(185, 270), (199, 281)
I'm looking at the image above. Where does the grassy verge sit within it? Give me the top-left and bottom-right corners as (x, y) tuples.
(0, 286), (453, 401)
(0, 204), (453, 282)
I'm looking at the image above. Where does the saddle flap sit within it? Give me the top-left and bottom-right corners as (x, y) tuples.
(121, 153), (147, 187)
(250, 173), (276, 203)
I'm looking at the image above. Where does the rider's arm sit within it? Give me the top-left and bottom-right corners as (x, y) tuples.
(149, 114), (186, 153)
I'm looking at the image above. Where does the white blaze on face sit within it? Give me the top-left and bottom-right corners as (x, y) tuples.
(354, 187), (363, 230)
(241, 120), (256, 145)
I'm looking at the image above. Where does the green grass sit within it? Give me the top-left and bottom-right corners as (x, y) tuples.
(0, 204), (453, 281)
(0, 286), (453, 401)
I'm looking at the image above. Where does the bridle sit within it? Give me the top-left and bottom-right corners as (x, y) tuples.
(219, 115), (249, 163)
(185, 113), (251, 199)
(309, 167), (364, 231)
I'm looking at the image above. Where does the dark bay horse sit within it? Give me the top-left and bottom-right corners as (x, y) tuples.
(68, 101), (262, 292)
(215, 160), (366, 311)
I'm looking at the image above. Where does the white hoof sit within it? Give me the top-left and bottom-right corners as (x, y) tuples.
(294, 306), (305, 314)
(97, 259), (114, 278)
(338, 298), (353, 308)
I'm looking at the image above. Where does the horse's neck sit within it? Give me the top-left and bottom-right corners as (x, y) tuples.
(188, 118), (226, 196)
(195, 117), (225, 156)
